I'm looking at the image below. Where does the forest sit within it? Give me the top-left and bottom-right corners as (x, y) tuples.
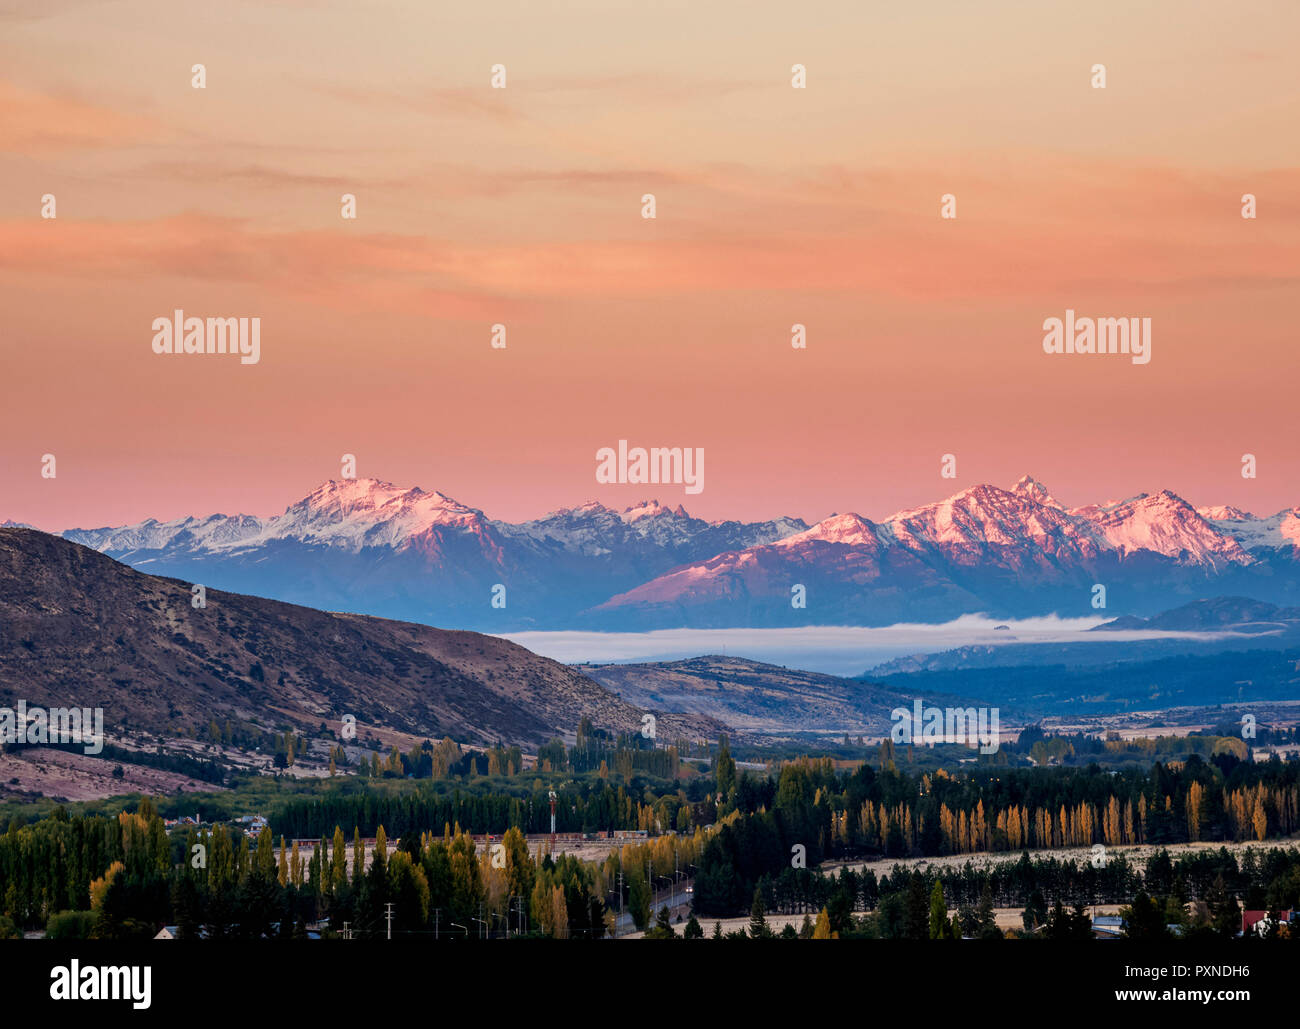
(1, 741), (1298, 938)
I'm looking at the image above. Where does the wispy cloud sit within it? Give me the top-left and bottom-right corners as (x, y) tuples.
(0, 81), (160, 152)
(501, 615), (1242, 677)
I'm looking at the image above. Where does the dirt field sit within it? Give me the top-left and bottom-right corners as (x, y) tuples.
(272, 833), (635, 875)
(623, 903), (1129, 937)
(622, 912), (806, 938)
(276, 834), (1299, 891)
(823, 837), (1300, 881)
(0, 748), (222, 802)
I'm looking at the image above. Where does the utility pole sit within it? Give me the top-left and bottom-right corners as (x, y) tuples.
(385, 902), (393, 940)
(616, 870), (625, 939)
(433, 908), (440, 941)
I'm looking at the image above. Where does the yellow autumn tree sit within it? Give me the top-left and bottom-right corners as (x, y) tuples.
(551, 885), (569, 940)
(89, 861), (125, 911)
(1253, 795), (1268, 841)
(1187, 782), (1204, 841)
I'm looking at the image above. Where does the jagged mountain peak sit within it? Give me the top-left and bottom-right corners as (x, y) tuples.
(621, 499), (687, 523)
(291, 477), (460, 512)
(1197, 504), (1255, 521)
(1080, 488), (1248, 565)
(790, 512), (881, 547)
(268, 479), (491, 553)
(882, 480), (1092, 553)
(1010, 474), (1062, 508)
(562, 500), (618, 517)
(45, 475), (1300, 632)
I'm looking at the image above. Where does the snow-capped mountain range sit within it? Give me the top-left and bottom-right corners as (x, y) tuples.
(47, 475), (1300, 631)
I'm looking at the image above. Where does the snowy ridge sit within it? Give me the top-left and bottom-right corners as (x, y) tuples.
(55, 474), (1300, 568)
(879, 482), (1106, 564)
(42, 474), (1300, 631)
(66, 480), (490, 556)
(266, 479), (490, 551)
(1199, 506), (1300, 551)
(597, 475), (1300, 622)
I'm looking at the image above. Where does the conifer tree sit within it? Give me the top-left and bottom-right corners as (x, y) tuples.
(976, 880), (999, 939)
(1208, 874), (1240, 937)
(748, 886), (773, 939)
(928, 880), (954, 939)
(332, 826), (348, 892)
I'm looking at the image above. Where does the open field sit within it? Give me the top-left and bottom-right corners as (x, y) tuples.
(272, 833), (642, 875)
(823, 837), (1300, 881)
(0, 748), (219, 802)
(621, 903), (1129, 937)
(268, 834), (1300, 893)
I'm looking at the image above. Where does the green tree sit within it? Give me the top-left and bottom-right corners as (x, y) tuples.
(387, 851), (431, 933)
(501, 825), (534, 905)
(1208, 874), (1240, 938)
(715, 737), (736, 800)
(645, 906), (677, 940)
(627, 868), (651, 931)
(331, 826), (348, 892)
(975, 880), (1001, 939)
(1022, 888), (1048, 933)
(929, 880), (955, 939)
(1069, 902), (1093, 940)
(904, 872), (930, 940)
(748, 886), (773, 939)
(1122, 891), (1170, 940)
(46, 910), (96, 940)
(1044, 899), (1070, 940)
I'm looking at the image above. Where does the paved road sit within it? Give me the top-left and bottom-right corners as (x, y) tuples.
(609, 881), (695, 937)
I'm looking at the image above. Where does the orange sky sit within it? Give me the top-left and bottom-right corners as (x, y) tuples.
(2, 0), (1298, 529)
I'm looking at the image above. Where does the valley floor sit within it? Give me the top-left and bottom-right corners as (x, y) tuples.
(822, 836), (1300, 880)
(0, 748), (216, 802)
